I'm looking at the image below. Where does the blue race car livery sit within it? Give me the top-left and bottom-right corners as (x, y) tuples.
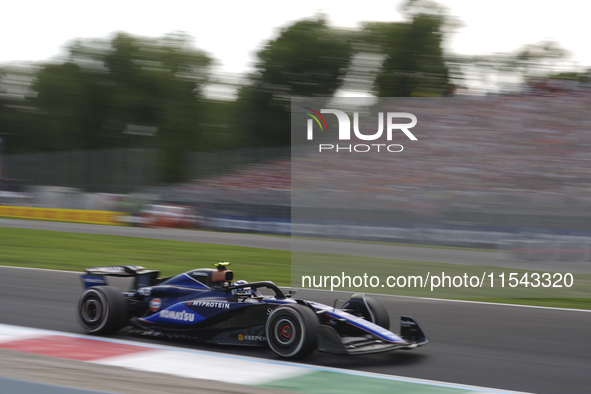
(77, 263), (428, 358)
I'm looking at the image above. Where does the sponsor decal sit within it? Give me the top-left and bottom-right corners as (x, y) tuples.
(190, 301), (230, 309)
(303, 107), (417, 153)
(149, 298), (162, 312)
(91, 266), (125, 273)
(244, 335), (267, 341)
(160, 309), (195, 322)
(0, 206), (119, 225)
(238, 334), (267, 342)
(82, 277), (106, 284)
(138, 287), (152, 296)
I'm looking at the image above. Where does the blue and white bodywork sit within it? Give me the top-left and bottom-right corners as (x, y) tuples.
(77, 263), (428, 358)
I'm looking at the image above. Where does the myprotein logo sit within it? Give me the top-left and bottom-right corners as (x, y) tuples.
(303, 108), (417, 153)
(189, 301), (230, 309)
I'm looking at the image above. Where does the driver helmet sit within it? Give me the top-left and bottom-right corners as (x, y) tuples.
(232, 280), (252, 296)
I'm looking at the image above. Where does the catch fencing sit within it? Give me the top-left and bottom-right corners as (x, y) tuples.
(3, 147), (289, 194)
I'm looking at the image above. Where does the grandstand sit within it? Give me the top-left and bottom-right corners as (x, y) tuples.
(171, 96), (591, 227)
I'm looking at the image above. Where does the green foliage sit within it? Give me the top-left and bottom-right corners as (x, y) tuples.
(458, 40), (571, 91)
(234, 84), (290, 147)
(0, 227), (588, 310)
(4, 32), (213, 183)
(514, 41), (569, 72)
(0, 227), (290, 284)
(256, 18), (353, 99)
(32, 62), (111, 151)
(237, 16), (354, 147)
(367, 9), (451, 97)
(2, 10), (458, 179)
(0, 65), (40, 154)
(544, 69), (591, 83)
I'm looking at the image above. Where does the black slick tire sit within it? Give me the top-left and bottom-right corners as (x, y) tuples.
(76, 286), (128, 335)
(265, 304), (318, 359)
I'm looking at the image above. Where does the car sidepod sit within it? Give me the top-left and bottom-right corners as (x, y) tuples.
(136, 297), (273, 344)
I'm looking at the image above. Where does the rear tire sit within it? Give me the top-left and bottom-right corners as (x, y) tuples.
(266, 304), (318, 358)
(77, 286), (128, 335)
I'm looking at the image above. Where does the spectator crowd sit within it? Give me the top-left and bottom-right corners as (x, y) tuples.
(173, 96), (591, 219)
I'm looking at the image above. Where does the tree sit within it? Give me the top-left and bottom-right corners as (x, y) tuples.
(367, 1), (452, 97)
(26, 32), (213, 182)
(32, 62), (109, 151)
(545, 69), (591, 83)
(0, 65), (42, 154)
(237, 16), (353, 147)
(256, 17), (353, 99)
(455, 40), (571, 93)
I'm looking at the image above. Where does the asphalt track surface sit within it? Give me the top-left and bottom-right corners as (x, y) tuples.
(1, 220), (590, 393)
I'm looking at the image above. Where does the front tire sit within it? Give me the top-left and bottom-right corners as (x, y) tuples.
(266, 304), (318, 359)
(77, 286), (128, 335)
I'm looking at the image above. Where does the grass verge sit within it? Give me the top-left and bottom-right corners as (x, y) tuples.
(0, 227), (290, 284)
(1, 227), (589, 310)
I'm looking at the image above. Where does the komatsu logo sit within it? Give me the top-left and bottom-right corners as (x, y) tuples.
(160, 310), (195, 322)
(190, 301), (230, 309)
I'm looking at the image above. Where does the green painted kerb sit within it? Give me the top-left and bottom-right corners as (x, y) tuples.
(258, 371), (486, 394)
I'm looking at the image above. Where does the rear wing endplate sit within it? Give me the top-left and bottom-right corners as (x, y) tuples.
(80, 265), (161, 291)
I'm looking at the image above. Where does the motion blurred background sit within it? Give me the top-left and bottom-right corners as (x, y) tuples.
(2, 0), (591, 257)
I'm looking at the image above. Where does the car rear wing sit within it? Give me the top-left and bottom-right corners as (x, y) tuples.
(80, 265), (161, 291)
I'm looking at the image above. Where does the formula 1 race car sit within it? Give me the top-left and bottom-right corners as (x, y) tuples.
(76, 263), (428, 358)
